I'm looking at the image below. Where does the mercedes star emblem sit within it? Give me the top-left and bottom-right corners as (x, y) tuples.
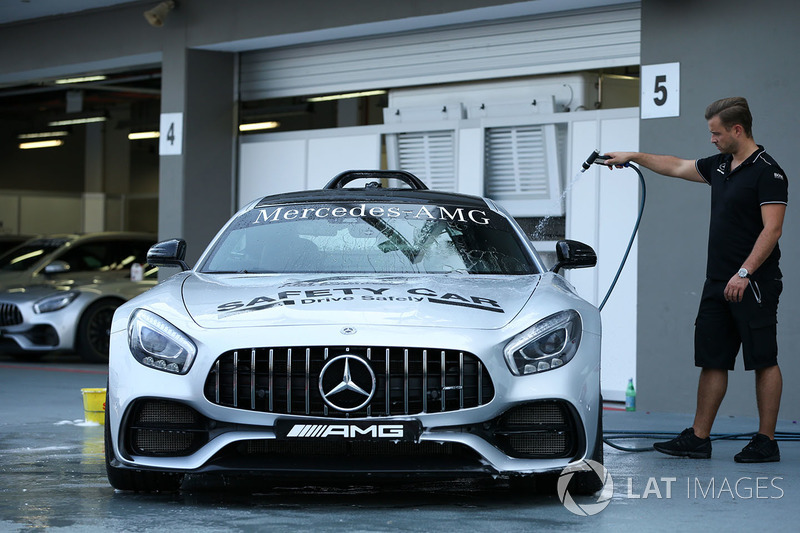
(318, 354), (376, 412)
(340, 327), (357, 335)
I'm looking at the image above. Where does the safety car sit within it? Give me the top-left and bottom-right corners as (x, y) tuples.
(105, 170), (603, 493)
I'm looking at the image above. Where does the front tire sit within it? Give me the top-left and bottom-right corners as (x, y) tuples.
(104, 384), (184, 492)
(77, 299), (121, 364)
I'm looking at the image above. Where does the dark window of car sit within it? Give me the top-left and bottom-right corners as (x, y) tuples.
(0, 236), (32, 257)
(0, 238), (69, 272)
(56, 239), (153, 273)
(200, 202), (538, 275)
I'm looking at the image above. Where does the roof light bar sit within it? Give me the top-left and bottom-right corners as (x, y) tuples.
(128, 131), (160, 140)
(19, 140), (64, 150)
(307, 90), (386, 102)
(17, 131), (69, 140)
(54, 75), (107, 85)
(239, 121), (280, 132)
(48, 116), (107, 126)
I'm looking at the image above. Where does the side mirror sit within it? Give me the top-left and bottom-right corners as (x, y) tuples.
(550, 240), (597, 273)
(43, 260), (70, 274)
(146, 239), (190, 271)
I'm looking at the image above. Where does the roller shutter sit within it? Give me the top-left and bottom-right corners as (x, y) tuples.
(386, 131), (457, 192)
(240, 4), (640, 100)
(484, 125), (557, 200)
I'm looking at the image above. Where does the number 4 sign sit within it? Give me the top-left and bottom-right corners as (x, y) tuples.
(159, 112), (184, 155)
(640, 63), (680, 119)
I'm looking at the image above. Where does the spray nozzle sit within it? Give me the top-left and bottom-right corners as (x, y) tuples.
(581, 149), (601, 171)
(581, 150), (612, 172)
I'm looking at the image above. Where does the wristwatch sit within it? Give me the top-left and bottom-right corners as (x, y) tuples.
(737, 268), (750, 279)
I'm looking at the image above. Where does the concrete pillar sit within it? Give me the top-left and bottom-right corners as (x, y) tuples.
(83, 122), (105, 232)
(159, 23), (236, 267)
(104, 106), (132, 231)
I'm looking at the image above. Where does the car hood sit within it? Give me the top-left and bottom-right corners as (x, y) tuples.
(0, 284), (61, 303)
(182, 273), (541, 330)
(0, 271), (123, 292)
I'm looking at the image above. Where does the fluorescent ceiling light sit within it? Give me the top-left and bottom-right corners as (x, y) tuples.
(48, 116), (107, 126)
(54, 75), (107, 85)
(17, 131), (69, 140)
(307, 90), (386, 102)
(239, 121), (280, 132)
(19, 140), (64, 150)
(128, 131), (160, 140)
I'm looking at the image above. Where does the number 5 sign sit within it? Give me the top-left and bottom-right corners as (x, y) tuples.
(159, 112), (184, 155)
(640, 63), (680, 119)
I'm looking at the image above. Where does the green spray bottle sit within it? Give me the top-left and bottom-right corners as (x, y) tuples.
(625, 378), (636, 411)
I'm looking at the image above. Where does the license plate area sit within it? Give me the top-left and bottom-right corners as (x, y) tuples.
(275, 419), (421, 442)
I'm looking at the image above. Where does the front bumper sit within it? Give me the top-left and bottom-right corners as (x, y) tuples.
(0, 300), (84, 352)
(108, 322), (601, 478)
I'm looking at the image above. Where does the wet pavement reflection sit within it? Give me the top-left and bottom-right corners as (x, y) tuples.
(1, 353), (797, 532)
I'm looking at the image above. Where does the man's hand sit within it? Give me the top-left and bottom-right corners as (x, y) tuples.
(601, 152), (635, 169)
(724, 274), (749, 302)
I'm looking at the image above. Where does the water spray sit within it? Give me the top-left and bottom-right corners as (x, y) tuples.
(580, 150), (645, 311)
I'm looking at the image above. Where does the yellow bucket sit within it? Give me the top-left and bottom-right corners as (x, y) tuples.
(81, 388), (107, 424)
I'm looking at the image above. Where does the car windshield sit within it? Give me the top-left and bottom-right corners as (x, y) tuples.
(200, 202), (538, 275)
(0, 238), (68, 272)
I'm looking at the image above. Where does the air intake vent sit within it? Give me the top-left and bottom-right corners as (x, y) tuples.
(125, 400), (208, 457)
(492, 401), (578, 459)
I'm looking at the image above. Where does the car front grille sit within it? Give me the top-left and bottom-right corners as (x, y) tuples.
(0, 303), (22, 326)
(204, 346), (495, 417)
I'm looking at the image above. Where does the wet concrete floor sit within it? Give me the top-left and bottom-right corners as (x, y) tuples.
(1, 352), (798, 532)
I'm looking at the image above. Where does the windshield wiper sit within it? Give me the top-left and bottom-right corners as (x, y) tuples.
(362, 215), (416, 263)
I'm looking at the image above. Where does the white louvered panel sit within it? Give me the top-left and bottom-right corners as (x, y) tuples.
(395, 131), (456, 191)
(485, 126), (551, 199)
(240, 5), (640, 100)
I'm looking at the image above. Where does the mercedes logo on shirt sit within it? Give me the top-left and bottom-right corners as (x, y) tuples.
(318, 354), (376, 412)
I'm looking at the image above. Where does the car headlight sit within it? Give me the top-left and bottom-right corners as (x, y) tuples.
(128, 309), (196, 374)
(504, 310), (582, 376)
(33, 290), (80, 314)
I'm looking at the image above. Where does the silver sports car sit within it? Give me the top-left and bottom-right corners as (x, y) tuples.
(0, 232), (155, 291)
(0, 272), (157, 363)
(106, 170), (603, 494)
(0, 232), (156, 362)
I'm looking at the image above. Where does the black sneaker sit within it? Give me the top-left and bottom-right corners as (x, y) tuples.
(653, 427), (712, 458)
(734, 433), (780, 463)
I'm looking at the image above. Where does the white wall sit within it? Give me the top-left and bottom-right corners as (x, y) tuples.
(567, 108), (639, 400)
(239, 132), (381, 208)
(0, 193), (84, 235)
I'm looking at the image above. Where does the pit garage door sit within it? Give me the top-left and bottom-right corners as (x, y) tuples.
(239, 4), (640, 100)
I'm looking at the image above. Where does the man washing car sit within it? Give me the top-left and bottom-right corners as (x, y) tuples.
(603, 96), (787, 462)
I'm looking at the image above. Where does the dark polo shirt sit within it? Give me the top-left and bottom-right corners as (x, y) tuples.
(695, 145), (788, 281)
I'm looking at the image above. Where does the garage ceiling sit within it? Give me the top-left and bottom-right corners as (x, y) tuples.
(0, 67), (161, 130)
(0, 3), (161, 129)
